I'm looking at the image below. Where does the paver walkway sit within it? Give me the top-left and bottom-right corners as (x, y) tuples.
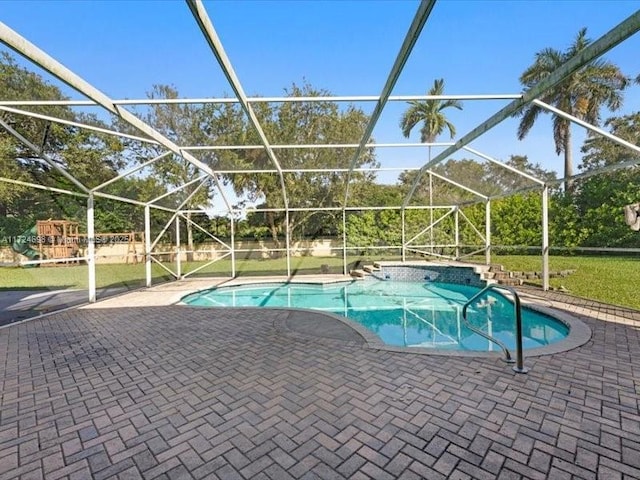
(0, 293), (639, 479)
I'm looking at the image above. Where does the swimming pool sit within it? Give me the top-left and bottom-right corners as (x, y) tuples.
(182, 280), (569, 352)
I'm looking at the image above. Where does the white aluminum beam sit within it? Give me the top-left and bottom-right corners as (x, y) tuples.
(183, 142), (455, 150)
(285, 210), (291, 276)
(219, 167), (421, 175)
(458, 208), (485, 241)
(92, 151), (172, 192)
(405, 207), (455, 245)
(0, 105), (156, 144)
(542, 185), (549, 291)
(342, 209), (347, 275)
(150, 180), (208, 251)
(230, 215), (236, 277)
(462, 146), (545, 185)
(0, 94), (524, 107)
(485, 200), (491, 265)
(532, 99), (640, 157)
(92, 191), (176, 212)
(343, 0), (436, 206)
(150, 255), (178, 279)
(0, 117), (90, 193)
(0, 176), (87, 197)
(555, 157), (640, 185)
(175, 216), (181, 279)
(186, 0), (289, 210)
(403, 10), (640, 207)
(222, 205), (453, 214)
(148, 174), (208, 205)
(427, 169), (488, 199)
(454, 207), (460, 259)
(144, 205), (152, 287)
(181, 252), (231, 279)
(87, 194), (96, 302)
(0, 21), (233, 213)
(401, 209), (406, 262)
(178, 212), (231, 250)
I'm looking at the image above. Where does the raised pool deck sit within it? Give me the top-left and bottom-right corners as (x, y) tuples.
(0, 277), (639, 479)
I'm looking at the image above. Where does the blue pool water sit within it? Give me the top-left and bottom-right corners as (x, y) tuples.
(182, 280), (569, 352)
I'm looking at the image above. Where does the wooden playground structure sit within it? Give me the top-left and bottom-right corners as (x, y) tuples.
(31, 220), (143, 265)
(35, 220), (80, 262)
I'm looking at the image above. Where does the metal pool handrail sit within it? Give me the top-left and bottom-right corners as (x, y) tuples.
(462, 284), (528, 374)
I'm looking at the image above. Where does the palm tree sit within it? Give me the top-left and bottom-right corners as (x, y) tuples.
(400, 78), (462, 147)
(516, 28), (629, 192)
(400, 78), (462, 252)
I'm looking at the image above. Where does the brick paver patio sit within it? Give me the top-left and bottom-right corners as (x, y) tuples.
(0, 291), (639, 479)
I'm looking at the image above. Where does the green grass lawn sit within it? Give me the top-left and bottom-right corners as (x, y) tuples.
(477, 255), (640, 310)
(0, 256), (365, 290)
(2, 254), (639, 311)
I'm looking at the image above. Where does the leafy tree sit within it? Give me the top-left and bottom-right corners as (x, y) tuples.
(492, 194), (543, 248)
(344, 209), (401, 254)
(343, 183), (404, 253)
(516, 28), (629, 192)
(580, 113), (640, 170)
(567, 112), (640, 247)
(485, 155), (557, 194)
(221, 82), (378, 249)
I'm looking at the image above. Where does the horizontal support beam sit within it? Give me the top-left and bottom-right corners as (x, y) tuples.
(462, 146), (545, 185)
(0, 176), (88, 197)
(93, 191), (176, 212)
(428, 170), (488, 199)
(211, 166), (430, 175)
(92, 152), (172, 192)
(183, 142), (455, 150)
(0, 94), (524, 107)
(0, 105), (156, 144)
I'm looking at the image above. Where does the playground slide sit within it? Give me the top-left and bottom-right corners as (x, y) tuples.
(10, 225), (42, 267)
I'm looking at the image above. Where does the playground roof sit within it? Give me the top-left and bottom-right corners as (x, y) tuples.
(0, 1), (640, 216)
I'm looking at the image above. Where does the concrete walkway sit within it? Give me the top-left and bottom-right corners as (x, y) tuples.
(0, 281), (638, 479)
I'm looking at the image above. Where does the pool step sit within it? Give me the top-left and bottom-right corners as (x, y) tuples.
(481, 264), (525, 286)
(350, 269), (367, 279)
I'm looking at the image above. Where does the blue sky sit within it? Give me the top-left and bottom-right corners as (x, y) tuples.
(1, 0), (640, 188)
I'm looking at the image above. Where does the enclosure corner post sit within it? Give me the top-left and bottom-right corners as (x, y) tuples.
(429, 172), (434, 254)
(144, 205), (152, 287)
(485, 199), (491, 265)
(87, 193), (96, 303)
(401, 208), (406, 262)
(342, 209), (347, 275)
(285, 210), (291, 278)
(230, 213), (236, 278)
(454, 206), (460, 260)
(542, 185), (550, 291)
(175, 215), (181, 280)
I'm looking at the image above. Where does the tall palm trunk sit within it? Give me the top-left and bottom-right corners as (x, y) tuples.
(564, 127), (573, 193)
(186, 211), (194, 262)
(266, 211), (281, 257)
